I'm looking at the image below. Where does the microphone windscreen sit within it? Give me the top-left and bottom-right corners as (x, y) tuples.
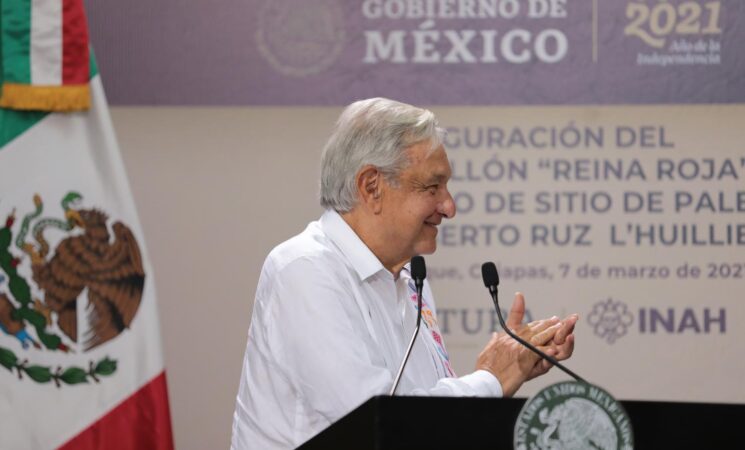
(411, 255), (426, 280)
(481, 262), (500, 287)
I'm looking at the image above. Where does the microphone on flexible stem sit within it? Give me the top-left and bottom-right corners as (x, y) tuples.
(390, 255), (426, 396)
(481, 262), (585, 383)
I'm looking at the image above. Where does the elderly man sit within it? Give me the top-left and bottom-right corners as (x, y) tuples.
(231, 98), (577, 449)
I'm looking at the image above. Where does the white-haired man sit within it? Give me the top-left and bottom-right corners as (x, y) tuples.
(231, 98), (577, 449)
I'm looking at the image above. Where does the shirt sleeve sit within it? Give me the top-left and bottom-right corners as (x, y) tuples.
(424, 369), (503, 397)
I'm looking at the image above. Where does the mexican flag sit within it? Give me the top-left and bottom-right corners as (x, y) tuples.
(0, 1), (173, 448)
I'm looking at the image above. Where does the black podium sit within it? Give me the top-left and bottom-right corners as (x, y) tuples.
(299, 395), (745, 449)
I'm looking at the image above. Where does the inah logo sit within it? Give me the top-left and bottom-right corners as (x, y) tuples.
(256, 0), (346, 77)
(514, 381), (633, 450)
(588, 298), (634, 344)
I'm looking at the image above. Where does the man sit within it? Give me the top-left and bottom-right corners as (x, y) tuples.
(231, 98), (577, 449)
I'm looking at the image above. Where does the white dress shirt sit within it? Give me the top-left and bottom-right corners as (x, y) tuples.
(231, 210), (502, 450)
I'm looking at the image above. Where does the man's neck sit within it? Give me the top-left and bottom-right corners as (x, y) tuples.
(340, 210), (407, 277)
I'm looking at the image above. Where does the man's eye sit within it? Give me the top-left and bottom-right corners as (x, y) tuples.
(427, 185), (438, 194)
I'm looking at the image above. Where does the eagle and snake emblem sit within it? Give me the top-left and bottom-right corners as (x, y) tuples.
(0, 192), (144, 385)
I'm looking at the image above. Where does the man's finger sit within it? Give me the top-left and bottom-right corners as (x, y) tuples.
(555, 334), (575, 360)
(506, 292), (526, 330)
(531, 322), (562, 346)
(540, 348), (557, 372)
(554, 314), (579, 345)
(524, 317), (560, 337)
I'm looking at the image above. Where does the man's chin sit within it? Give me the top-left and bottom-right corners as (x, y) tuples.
(415, 240), (437, 256)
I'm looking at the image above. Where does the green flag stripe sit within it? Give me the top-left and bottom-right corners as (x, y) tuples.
(0, 108), (47, 147)
(1, 0), (32, 84)
(90, 47), (98, 79)
(0, 51), (99, 149)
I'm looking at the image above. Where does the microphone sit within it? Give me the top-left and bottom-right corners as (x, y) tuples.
(481, 262), (585, 383)
(390, 255), (426, 396)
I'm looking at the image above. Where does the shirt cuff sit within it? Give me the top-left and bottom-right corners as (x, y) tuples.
(460, 370), (503, 397)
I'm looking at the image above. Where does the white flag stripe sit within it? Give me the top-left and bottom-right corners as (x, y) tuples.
(30, 0), (63, 85)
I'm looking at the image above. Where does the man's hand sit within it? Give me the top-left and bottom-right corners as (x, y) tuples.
(507, 292), (578, 380)
(475, 314), (561, 397)
(475, 292), (578, 397)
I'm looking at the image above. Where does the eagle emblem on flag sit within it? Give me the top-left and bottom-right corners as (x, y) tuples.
(0, 191), (145, 386)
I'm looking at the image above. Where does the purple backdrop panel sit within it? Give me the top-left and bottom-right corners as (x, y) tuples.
(84, 0), (745, 105)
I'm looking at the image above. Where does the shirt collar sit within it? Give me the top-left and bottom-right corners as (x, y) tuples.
(400, 262), (412, 279)
(320, 209), (387, 281)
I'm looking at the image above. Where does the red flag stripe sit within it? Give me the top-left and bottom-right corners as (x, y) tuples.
(61, 0), (89, 85)
(58, 372), (174, 450)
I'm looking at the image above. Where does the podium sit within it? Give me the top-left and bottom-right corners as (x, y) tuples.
(299, 395), (745, 449)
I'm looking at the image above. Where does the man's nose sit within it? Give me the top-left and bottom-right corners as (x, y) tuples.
(439, 189), (456, 219)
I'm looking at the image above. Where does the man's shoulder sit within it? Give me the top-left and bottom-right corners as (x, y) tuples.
(253, 219), (354, 309)
(263, 219), (345, 278)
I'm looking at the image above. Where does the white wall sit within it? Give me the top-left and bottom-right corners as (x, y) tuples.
(112, 107), (338, 450)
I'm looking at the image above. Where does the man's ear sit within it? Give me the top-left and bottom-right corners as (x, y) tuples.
(356, 165), (383, 213)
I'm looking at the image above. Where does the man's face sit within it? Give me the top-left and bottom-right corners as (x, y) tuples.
(378, 141), (455, 262)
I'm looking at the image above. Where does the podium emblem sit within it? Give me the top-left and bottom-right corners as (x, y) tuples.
(514, 381), (633, 450)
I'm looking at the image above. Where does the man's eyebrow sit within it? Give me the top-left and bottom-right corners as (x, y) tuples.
(427, 173), (449, 183)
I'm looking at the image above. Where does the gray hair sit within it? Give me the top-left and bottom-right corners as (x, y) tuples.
(320, 97), (444, 212)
